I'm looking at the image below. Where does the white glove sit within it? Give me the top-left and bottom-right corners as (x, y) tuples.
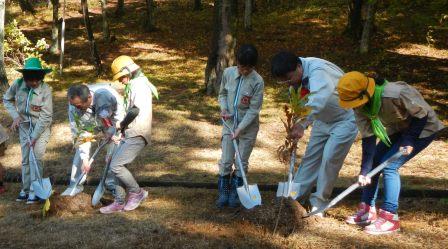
(358, 175), (371, 186)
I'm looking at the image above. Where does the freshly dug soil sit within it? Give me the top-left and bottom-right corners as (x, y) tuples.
(217, 196), (319, 237)
(47, 192), (94, 217)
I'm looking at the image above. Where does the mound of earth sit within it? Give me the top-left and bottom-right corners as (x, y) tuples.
(215, 196), (319, 237)
(46, 192), (94, 217)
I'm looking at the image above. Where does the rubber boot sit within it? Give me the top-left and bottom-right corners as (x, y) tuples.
(216, 175), (230, 208)
(228, 175), (243, 208)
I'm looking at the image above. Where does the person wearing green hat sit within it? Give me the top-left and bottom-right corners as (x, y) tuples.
(2, 57), (53, 204)
(337, 71), (444, 235)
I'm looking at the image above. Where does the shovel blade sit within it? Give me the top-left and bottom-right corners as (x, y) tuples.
(32, 177), (52, 200)
(61, 186), (83, 197)
(237, 184), (262, 209)
(92, 183), (105, 206)
(61, 187), (73, 196)
(276, 182), (289, 198)
(289, 182), (301, 200)
(62, 174), (87, 196)
(276, 181), (301, 199)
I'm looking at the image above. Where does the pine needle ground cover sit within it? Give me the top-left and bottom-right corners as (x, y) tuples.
(1, 183), (448, 248)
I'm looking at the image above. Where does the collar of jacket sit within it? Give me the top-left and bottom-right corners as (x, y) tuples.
(233, 68), (257, 81)
(298, 57), (310, 81)
(19, 80), (43, 96)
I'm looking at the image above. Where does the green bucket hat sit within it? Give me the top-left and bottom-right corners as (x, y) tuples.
(16, 57), (52, 74)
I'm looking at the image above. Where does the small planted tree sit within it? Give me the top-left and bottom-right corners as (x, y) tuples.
(277, 85), (311, 163)
(272, 86), (315, 234)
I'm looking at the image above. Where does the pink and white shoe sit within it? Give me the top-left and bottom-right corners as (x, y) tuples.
(99, 201), (125, 214)
(346, 202), (377, 226)
(123, 189), (148, 211)
(364, 209), (400, 235)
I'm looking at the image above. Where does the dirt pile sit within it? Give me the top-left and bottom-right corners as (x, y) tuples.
(216, 196), (319, 237)
(47, 192), (94, 217)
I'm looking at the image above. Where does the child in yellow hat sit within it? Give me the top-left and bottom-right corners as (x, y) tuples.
(337, 71), (444, 235)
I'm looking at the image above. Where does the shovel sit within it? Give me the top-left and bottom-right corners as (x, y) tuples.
(19, 125), (52, 200)
(276, 149), (301, 199)
(222, 118), (261, 209)
(61, 139), (109, 196)
(92, 142), (119, 206)
(303, 150), (405, 218)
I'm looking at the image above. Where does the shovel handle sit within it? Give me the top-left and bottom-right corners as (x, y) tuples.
(221, 118), (251, 191)
(18, 125), (43, 183)
(288, 149), (297, 181)
(70, 140), (109, 195)
(303, 150), (405, 218)
(232, 140), (250, 190)
(88, 139), (110, 165)
(93, 141), (120, 204)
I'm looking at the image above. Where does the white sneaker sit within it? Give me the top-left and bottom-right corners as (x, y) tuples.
(311, 206), (324, 218)
(26, 192), (41, 204)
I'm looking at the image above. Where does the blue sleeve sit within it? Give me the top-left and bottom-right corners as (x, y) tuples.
(400, 115), (428, 147)
(360, 135), (376, 176)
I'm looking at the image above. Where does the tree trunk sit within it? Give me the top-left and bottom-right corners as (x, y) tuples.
(360, 0), (377, 54)
(230, 0), (238, 16)
(49, 0), (60, 54)
(345, 0), (364, 39)
(100, 0), (110, 41)
(193, 0), (201, 11)
(115, 0), (124, 17)
(144, 0), (156, 32)
(205, 0), (236, 96)
(251, 0), (256, 13)
(0, 0), (8, 93)
(244, 0), (251, 31)
(18, 0), (35, 14)
(81, 0), (102, 75)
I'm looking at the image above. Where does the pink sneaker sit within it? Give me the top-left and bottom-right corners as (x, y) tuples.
(99, 201), (125, 214)
(364, 209), (400, 235)
(346, 202), (377, 226)
(123, 189), (148, 211)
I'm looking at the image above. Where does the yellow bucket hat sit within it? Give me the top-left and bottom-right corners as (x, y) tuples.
(111, 55), (140, 81)
(337, 71), (375, 109)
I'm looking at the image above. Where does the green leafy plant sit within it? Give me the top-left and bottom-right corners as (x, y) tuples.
(4, 20), (49, 68)
(72, 112), (99, 146)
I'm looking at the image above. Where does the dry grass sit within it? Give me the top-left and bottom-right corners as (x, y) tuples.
(0, 183), (447, 249)
(0, 1), (447, 247)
